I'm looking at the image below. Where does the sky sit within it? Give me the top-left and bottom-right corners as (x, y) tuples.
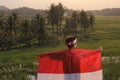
(0, 0), (120, 10)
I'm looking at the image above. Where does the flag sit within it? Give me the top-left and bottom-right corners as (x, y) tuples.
(37, 48), (102, 80)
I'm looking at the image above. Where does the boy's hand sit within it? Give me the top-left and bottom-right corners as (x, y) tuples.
(99, 46), (103, 51)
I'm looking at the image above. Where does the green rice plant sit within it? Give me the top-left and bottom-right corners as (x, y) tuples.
(103, 62), (120, 80)
(0, 16), (120, 80)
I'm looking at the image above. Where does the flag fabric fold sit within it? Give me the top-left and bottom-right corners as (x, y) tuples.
(37, 48), (102, 80)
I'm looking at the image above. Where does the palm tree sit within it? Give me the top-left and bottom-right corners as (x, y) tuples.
(64, 11), (79, 37)
(89, 14), (95, 31)
(64, 18), (71, 37)
(70, 11), (79, 35)
(0, 14), (5, 50)
(20, 19), (31, 48)
(48, 3), (56, 40)
(0, 14), (5, 38)
(48, 3), (64, 43)
(0, 14), (4, 28)
(1, 13), (18, 50)
(34, 14), (46, 46)
(56, 3), (64, 42)
(79, 10), (89, 38)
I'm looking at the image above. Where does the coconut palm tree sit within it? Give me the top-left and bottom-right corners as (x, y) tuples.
(89, 14), (95, 31)
(70, 11), (79, 35)
(1, 13), (18, 50)
(79, 10), (89, 38)
(34, 14), (46, 45)
(20, 19), (31, 48)
(0, 14), (5, 50)
(56, 3), (64, 42)
(0, 14), (4, 28)
(0, 14), (5, 38)
(48, 3), (64, 43)
(64, 18), (71, 37)
(48, 3), (56, 40)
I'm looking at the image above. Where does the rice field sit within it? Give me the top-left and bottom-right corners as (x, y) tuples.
(0, 16), (120, 80)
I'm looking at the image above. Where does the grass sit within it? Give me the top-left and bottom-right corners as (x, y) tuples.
(0, 16), (120, 80)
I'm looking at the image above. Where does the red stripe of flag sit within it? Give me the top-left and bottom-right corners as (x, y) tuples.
(38, 48), (102, 74)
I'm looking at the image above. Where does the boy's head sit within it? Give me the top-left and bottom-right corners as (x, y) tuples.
(65, 36), (77, 49)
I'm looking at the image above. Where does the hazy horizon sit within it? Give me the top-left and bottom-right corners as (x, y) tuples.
(0, 0), (120, 10)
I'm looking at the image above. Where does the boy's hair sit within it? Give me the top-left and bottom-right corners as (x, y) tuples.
(65, 36), (77, 49)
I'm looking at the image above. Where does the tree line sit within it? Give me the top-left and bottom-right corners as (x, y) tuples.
(90, 8), (120, 16)
(0, 3), (95, 51)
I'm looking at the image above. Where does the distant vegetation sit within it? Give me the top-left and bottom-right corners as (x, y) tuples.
(0, 3), (95, 51)
(0, 5), (120, 17)
(89, 8), (120, 16)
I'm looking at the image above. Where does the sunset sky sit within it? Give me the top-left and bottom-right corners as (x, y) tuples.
(0, 0), (120, 10)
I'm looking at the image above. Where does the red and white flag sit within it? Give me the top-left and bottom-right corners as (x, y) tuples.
(37, 48), (102, 80)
